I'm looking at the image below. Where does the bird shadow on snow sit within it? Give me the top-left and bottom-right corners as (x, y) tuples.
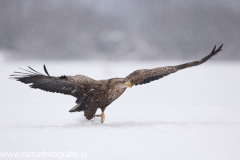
(2, 119), (239, 129)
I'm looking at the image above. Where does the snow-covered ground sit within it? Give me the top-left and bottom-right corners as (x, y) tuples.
(0, 60), (240, 159)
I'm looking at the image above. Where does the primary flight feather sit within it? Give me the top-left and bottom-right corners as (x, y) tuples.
(10, 45), (223, 123)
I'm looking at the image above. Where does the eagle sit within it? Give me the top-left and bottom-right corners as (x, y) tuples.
(10, 45), (223, 123)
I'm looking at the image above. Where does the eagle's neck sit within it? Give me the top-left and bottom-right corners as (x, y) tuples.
(108, 87), (126, 101)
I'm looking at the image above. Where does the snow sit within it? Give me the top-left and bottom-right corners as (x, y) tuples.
(0, 60), (240, 159)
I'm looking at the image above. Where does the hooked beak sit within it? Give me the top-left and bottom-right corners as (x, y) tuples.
(124, 81), (132, 88)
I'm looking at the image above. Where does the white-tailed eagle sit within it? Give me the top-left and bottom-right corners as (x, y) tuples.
(10, 45), (223, 123)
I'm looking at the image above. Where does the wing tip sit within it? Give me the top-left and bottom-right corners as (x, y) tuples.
(209, 44), (223, 57)
(43, 64), (50, 76)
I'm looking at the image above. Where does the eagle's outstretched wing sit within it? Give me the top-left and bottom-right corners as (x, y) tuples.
(10, 65), (97, 103)
(10, 65), (108, 116)
(126, 44), (223, 86)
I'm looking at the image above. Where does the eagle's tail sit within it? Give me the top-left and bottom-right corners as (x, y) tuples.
(69, 89), (95, 112)
(69, 103), (84, 112)
(175, 44), (223, 71)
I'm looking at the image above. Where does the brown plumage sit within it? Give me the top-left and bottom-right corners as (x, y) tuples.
(10, 45), (223, 123)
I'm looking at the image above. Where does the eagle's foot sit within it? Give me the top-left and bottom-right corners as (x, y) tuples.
(94, 112), (105, 123)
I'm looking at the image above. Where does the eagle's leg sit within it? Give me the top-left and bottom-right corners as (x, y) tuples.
(94, 108), (106, 123)
(95, 112), (105, 123)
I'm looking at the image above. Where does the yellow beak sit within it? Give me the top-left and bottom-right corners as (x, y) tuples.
(124, 81), (132, 88)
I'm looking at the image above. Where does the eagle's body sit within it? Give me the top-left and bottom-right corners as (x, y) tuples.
(10, 45), (223, 123)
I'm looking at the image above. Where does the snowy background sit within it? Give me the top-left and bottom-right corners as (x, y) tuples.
(1, 0), (240, 159)
(1, 58), (240, 159)
(1, 0), (240, 60)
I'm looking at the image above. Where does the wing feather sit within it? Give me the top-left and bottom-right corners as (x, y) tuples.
(126, 45), (223, 86)
(10, 65), (96, 98)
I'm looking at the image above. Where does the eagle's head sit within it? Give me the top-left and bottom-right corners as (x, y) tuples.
(124, 81), (132, 88)
(109, 78), (132, 89)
